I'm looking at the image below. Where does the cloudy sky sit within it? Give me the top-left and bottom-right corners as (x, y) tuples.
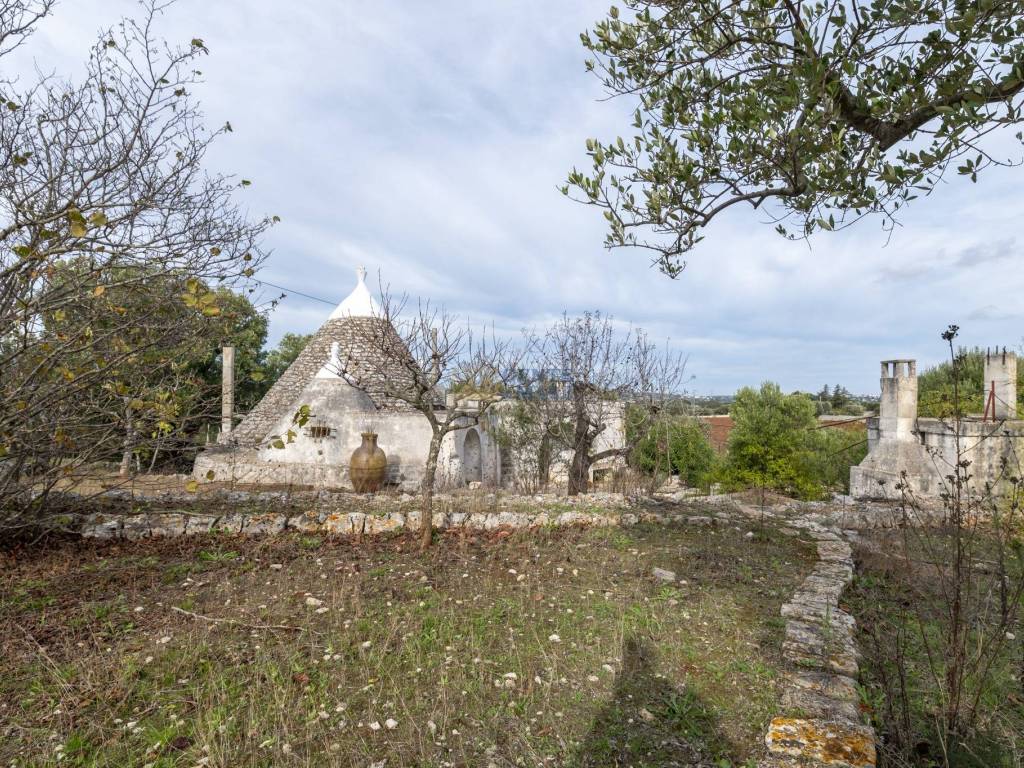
(9, 1), (1024, 394)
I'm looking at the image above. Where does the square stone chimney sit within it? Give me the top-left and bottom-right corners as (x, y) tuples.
(878, 359), (917, 441)
(984, 348), (1017, 419)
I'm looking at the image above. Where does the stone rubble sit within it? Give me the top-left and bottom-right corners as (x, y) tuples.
(651, 567), (677, 583)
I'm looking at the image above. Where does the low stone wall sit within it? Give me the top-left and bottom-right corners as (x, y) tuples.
(77, 490), (905, 542)
(852, 416), (1024, 501)
(192, 449), (353, 490)
(761, 514), (876, 767)
(82, 506), (654, 540)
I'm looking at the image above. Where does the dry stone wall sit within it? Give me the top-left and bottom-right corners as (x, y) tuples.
(82, 500), (645, 541)
(760, 513), (876, 768)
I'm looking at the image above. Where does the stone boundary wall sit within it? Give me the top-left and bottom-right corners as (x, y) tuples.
(79, 492), (902, 543)
(83, 506), (654, 540)
(761, 514), (877, 768)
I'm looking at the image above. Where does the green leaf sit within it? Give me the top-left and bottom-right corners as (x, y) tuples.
(67, 208), (89, 237)
(293, 404), (312, 427)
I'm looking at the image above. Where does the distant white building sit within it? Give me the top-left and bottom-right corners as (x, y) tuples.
(194, 268), (502, 491)
(194, 267), (626, 492)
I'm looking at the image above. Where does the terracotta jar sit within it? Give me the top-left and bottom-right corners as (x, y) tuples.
(350, 432), (387, 492)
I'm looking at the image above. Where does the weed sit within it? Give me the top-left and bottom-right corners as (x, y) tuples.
(197, 549), (238, 563)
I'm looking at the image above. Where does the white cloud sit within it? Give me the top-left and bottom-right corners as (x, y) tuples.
(7, 0), (1024, 394)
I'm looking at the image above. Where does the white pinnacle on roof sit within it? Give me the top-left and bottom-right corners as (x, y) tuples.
(315, 342), (342, 379)
(328, 266), (380, 319)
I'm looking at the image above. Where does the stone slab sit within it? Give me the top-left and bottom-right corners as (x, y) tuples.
(766, 717), (876, 767)
(784, 671), (860, 704)
(781, 685), (861, 723)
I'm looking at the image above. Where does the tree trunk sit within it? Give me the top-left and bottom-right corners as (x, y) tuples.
(420, 434), (442, 550)
(568, 442), (592, 496)
(538, 432), (552, 489)
(118, 400), (135, 478)
(568, 386), (594, 496)
(147, 441), (161, 473)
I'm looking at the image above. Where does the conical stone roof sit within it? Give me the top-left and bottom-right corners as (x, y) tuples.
(229, 268), (417, 447)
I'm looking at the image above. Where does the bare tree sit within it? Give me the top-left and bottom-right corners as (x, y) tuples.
(0, 1), (53, 60)
(0, 1), (271, 530)
(334, 290), (516, 550)
(522, 313), (686, 495)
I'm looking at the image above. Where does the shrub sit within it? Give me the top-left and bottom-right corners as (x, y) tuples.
(717, 382), (867, 499)
(492, 402), (553, 493)
(631, 417), (716, 490)
(803, 427), (868, 495)
(918, 346), (1024, 418)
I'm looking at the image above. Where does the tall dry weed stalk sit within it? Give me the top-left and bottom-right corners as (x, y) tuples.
(868, 326), (1024, 766)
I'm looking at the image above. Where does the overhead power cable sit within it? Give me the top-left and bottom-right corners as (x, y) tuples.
(252, 278), (338, 307)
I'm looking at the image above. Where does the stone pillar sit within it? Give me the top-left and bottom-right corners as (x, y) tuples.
(851, 358), (937, 500)
(219, 345), (235, 443)
(877, 359), (917, 441)
(984, 348), (1017, 419)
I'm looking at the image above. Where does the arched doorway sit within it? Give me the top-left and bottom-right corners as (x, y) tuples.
(463, 429), (482, 485)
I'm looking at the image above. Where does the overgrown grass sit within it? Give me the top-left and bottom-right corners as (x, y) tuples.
(847, 530), (1024, 768)
(1, 515), (813, 766)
